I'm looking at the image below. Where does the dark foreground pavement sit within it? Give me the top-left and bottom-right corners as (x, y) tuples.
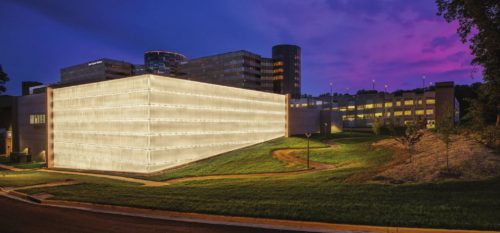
(0, 196), (298, 233)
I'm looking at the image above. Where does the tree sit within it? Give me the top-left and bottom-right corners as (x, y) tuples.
(371, 117), (382, 135)
(0, 65), (9, 94)
(437, 0), (500, 127)
(437, 109), (455, 173)
(395, 124), (424, 163)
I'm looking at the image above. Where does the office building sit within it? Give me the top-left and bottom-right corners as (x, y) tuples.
(272, 44), (301, 99)
(60, 58), (134, 85)
(261, 58), (275, 92)
(290, 81), (459, 129)
(144, 50), (187, 76)
(46, 74), (287, 173)
(179, 50), (263, 91)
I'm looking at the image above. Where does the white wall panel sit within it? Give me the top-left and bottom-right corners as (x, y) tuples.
(52, 75), (286, 173)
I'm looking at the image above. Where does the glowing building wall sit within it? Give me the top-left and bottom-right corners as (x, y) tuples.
(51, 75), (286, 173)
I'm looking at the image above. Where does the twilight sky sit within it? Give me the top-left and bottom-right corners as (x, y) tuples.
(0, 0), (482, 96)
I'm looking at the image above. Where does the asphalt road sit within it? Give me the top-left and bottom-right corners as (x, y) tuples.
(0, 196), (299, 233)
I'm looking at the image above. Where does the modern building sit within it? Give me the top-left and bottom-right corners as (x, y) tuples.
(290, 81), (459, 129)
(17, 92), (48, 161)
(144, 50), (187, 77)
(46, 74), (287, 173)
(179, 50), (264, 91)
(60, 58), (134, 85)
(272, 44), (301, 99)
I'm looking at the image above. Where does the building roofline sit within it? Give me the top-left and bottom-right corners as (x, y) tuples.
(144, 50), (187, 59)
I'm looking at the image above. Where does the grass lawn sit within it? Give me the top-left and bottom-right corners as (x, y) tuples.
(133, 137), (327, 181)
(2, 134), (499, 230)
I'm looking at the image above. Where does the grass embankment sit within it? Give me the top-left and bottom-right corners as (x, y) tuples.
(0, 170), (138, 188)
(1, 134), (499, 230)
(134, 137), (326, 181)
(293, 135), (392, 169)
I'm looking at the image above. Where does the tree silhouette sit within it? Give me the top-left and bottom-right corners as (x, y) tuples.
(437, 0), (500, 127)
(0, 65), (9, 94)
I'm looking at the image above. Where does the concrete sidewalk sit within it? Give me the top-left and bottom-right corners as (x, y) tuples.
(1, 188), (498, 233)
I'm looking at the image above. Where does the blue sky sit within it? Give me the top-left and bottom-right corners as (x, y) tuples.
(0, 0), (481, 96)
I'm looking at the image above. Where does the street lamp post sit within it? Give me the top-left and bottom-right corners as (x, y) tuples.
(422, 75), (426, 89)
(305, 133), (311, 169)
(329, 82), (333, 110)
(384, 84), (388, 93)
(372, 79), (376, 90)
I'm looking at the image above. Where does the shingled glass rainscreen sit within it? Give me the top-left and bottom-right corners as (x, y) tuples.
(51, 75), (286, 173)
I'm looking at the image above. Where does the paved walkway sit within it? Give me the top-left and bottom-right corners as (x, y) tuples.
(0, 163), (23, 172)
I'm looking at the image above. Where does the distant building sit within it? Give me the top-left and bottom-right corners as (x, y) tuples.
(260, 58), (275, 93)
(290, 81), (459, 130)
(21, 81), (42, 96)
(60, 58), (134, 85)
(179, 50), (264, 91)
(144, 50), (187, 77)
(272, 44), (301, 99)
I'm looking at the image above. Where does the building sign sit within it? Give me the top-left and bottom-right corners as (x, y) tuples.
(29, 114), (46, 125)
(88, 60), (103, 66)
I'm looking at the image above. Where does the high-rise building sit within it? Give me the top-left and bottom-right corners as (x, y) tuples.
(144, 50), (187, 77)
(60, 58), (134, 85)
(260, 58), (275, 92)
(272, 44), (301, 99)
(179, 50), (263, 91)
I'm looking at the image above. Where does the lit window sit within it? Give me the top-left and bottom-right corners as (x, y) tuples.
(29, 114), (46, 125)
(385, 102), (393, 108)
(290, 104), (294, 107)
(404, 100), (414, 106)
(339, 108), (347, 112)
(365, 104), (374, 109)
(375, 103), (383, 108)
(357, 114), (364, 118)
(348, 105), (355, 110)
(417, 100), (423, 105)
(396, 101), (401, 106)
(394, 111), (403, 116)
(426, 109), (434, 115)
(357, 105), (365, 110)
(301, 103), (307, 107)
(375, 112), (383, 117)
(386, 112), (391, 117)
(415, 110), (424, 115)
(426, 99), (435, 104)
(404, 110), (412, 116)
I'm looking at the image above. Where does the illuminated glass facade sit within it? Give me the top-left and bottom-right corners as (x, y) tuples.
(50, 75), (286, 173)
